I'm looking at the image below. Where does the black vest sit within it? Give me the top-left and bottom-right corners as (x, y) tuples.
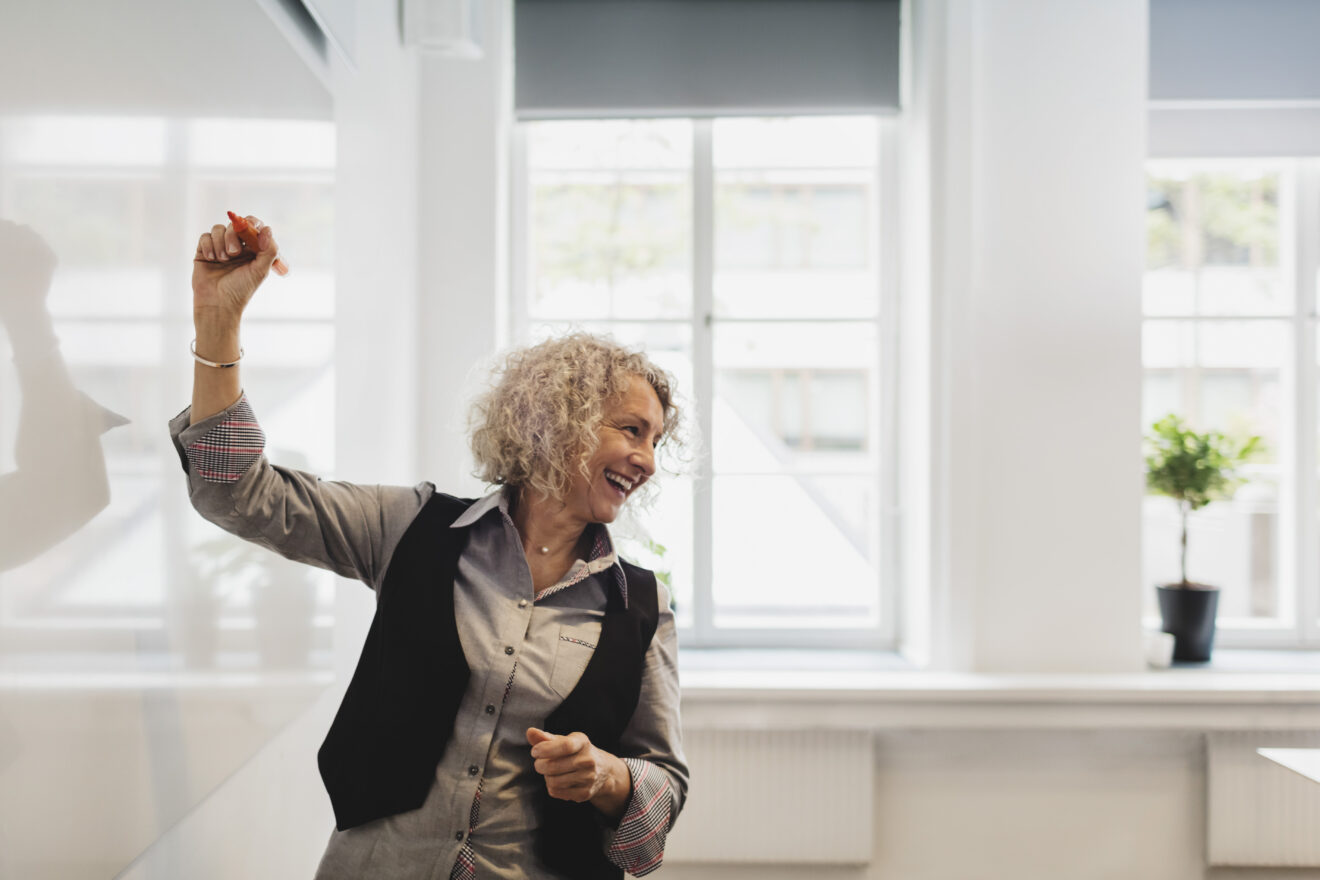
(317, 492), (660, 880)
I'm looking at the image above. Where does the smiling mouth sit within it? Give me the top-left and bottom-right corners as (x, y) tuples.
(604, 470), (634, 498)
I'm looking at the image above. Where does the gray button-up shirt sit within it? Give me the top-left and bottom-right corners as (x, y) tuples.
(169, 397), (687, 880)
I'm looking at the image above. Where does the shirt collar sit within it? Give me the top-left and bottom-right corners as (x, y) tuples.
(448, 486), (507, 529)
(450, 487), (630, 608)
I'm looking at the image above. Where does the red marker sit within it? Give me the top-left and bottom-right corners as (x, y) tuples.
(227, 210), (289, 276)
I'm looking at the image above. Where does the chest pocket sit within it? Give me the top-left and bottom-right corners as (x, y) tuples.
(549, 624), (600, 699)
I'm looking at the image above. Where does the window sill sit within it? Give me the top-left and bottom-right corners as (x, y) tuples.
(677, 649), (1320, 731)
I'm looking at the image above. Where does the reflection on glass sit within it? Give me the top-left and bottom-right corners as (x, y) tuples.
(188, 119), (336, 169)
(12, 177), (168, 267)
(0, 114), (334, 879)
(712, 474), (879, 628)
(0, 221), (127, 572)
(3, 116), (167, 167)
(194, 180), (335, 290)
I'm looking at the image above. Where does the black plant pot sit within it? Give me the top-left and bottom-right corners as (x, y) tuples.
(1156, 583), (1220, 662)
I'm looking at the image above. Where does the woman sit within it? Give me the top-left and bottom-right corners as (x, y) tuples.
(170, 216), (687, 879)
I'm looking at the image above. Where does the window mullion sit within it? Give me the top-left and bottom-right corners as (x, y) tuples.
(1295, 161), (1320, 643)
(692, 119), (716, 646)
(508, 126), (529, 349)
(878, 118), (900, 646)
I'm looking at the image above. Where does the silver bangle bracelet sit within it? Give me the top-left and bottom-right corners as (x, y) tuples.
(191, 339), (243, 369)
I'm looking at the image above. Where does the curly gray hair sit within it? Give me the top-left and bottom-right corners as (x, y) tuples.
(468, 332), (685, 503)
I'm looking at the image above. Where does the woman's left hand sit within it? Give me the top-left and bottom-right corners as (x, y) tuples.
(527, 727), (632, 818)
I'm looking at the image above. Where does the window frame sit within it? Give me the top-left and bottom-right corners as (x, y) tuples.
(510, 115), (902, 650)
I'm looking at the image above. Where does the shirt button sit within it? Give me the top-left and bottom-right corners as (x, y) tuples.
(468, 764), (479, 776)
(485, 704), (495, 715)
(455, 831), (464, 841)
(518, 599), (528, 608)
(504, 646), (514, 655)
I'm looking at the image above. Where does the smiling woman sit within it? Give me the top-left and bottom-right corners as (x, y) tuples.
(173, 238), (690, 879)
(471, 336), (681, 599)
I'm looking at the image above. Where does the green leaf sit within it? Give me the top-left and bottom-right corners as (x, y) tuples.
(1144, 414), (1262, 509)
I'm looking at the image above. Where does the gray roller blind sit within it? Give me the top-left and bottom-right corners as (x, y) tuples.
(514, 0), (901, 119)
(1151, 0), (1320, 101)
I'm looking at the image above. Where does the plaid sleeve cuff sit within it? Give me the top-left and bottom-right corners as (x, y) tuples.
(605, 757), (674, 877)
(184, 395), (265, 484)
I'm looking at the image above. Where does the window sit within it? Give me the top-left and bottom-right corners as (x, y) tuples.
(514, 116), (896, 648)
(1143, 159), (1320, 645)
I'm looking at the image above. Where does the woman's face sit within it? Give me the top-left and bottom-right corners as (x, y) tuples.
(563, 375), (665, 524)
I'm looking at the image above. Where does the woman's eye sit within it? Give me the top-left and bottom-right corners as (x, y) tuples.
(623, 425), (640, 436)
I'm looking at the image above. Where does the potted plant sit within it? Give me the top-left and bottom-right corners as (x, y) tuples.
(1144, 414), (1260, 662)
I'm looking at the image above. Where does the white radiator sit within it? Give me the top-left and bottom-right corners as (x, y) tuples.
(1207, 731), (1320, 867)
(665, 729), (873, 865)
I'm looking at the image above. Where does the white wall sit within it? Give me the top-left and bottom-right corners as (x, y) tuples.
(416, 0), (514, 494)
(917, 0), (1147, 674)
(332, 4), (421, 490)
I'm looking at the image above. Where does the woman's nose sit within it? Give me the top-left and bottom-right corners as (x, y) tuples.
(632, 445), (656, 477)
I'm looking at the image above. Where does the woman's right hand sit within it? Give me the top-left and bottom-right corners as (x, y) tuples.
(192, 216), (280, 320)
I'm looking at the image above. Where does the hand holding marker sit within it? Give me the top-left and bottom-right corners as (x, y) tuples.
(227, 211), (289, 276)
(190, 211), (286, 422)
(191, 212), (288, 321)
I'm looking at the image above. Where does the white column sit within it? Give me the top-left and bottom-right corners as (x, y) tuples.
(333, 2), (421, 488)
(912, 0), (1148, 672)
(416, 0), (514, 493)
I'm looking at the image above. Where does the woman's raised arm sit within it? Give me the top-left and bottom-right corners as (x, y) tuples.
(189, 215), (282, 424)
(176, 215), (431, 592)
